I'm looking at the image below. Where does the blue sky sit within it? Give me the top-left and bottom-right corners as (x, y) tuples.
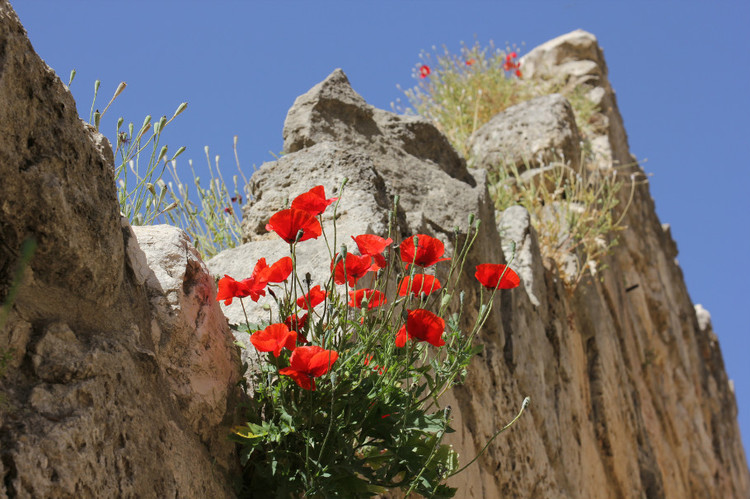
(13, 2), (749, 455)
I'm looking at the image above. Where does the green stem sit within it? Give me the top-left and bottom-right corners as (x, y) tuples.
(447, 396), (530, 478)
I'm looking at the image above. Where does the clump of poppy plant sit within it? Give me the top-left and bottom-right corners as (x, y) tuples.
(223, 183), (528, 498)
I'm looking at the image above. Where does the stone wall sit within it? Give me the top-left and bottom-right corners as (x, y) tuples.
(209, 32), (749, 499)
(0, 1), (747, 495)
(0, 3), (241, 498)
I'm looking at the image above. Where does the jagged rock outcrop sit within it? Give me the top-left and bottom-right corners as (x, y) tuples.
(211, 32), (749, 498)
(0, 3), (241, 498)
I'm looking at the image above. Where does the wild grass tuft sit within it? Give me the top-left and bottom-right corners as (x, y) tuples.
(80, 78), (248, 259)
(396, 41), (533, 159)
(401, 40), (641, 289)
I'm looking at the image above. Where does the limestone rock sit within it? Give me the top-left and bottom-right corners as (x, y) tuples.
(282, 68), (475, 185)
(469, 93), (582, 174)
(132, 224), (242, 470)
(521, 29), (631, 170)
(219, 34), (749, 499)
(0, 4), (123, 312)
(0, 3), (241, 497)
(497, 206), (545, 307)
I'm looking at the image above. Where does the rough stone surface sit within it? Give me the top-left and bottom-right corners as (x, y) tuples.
(282, 68), (476, 186)
(214, 34), (749, 499)
(0, 5), (122, 312)
(0, 4), (241, 498)
(468, 93), (582, 174)
(497, 206), (545, 307)
(2, 6), (747, 496)
(521, 29), (632, 171)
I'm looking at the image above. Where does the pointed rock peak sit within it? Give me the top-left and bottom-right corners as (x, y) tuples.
(282, 68), (375, 153)
(307, 68), (369, 108)
(522, 29), (606, 80)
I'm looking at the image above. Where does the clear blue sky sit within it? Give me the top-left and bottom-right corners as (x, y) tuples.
(14, 1), (750, 455)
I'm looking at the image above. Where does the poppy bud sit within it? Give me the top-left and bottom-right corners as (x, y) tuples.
(157, 115), (167, 133)
(468, 213), (475, 226)
(340, 245), (348, 259)
(401, 308), (409, 321)
(522, 396), (531, 409)
(459, 291), (465, 307)
(295, 229), (305, 243)
(305, 272), (312, 287)
(171, 146), (186, 161)
(173, 102), (188, 119)
(440, 293), (452, 307)
(262, 303), (271, 311)
(117, 117), (124, 130)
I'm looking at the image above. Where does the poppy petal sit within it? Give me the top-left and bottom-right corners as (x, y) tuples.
(267, 208), (322, 244)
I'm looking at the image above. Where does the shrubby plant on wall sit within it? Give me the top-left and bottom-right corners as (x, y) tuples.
(221, 184), (528, 498)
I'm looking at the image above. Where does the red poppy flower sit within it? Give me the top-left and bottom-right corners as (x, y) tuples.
(240, 258), (276, 301)
(279, 345), (339, 391)
(284, 313), (309, 343)
(474, 263), (521, 290)
(395, 309), (445, 348)
(224, 207), (233, 215)
(399, 234), (450, 267)
(250, 323), (297, 357)
(266, 208), (322, 244)
(331, 253), (372, 286)
(503, 52), (521, 73)
(348, 289), (387, 309)
(419, 65), (431, 78)
(397, 274), (442, 297)
(284, 313), (308, 332)
(515, 69), (522, 78)
(466, 58), (476, 66)
(290, 185), (338, 216)
(296, 285), (327, 309)
(352, 234), (392, 271)
(260, 256), (293, 283)
(216, 275), (253, 305)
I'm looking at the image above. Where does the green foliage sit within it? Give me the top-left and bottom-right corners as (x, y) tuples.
(80, 78), (247, 259)
(227, 188), (524, 497)
(158, 139), (249, 259)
